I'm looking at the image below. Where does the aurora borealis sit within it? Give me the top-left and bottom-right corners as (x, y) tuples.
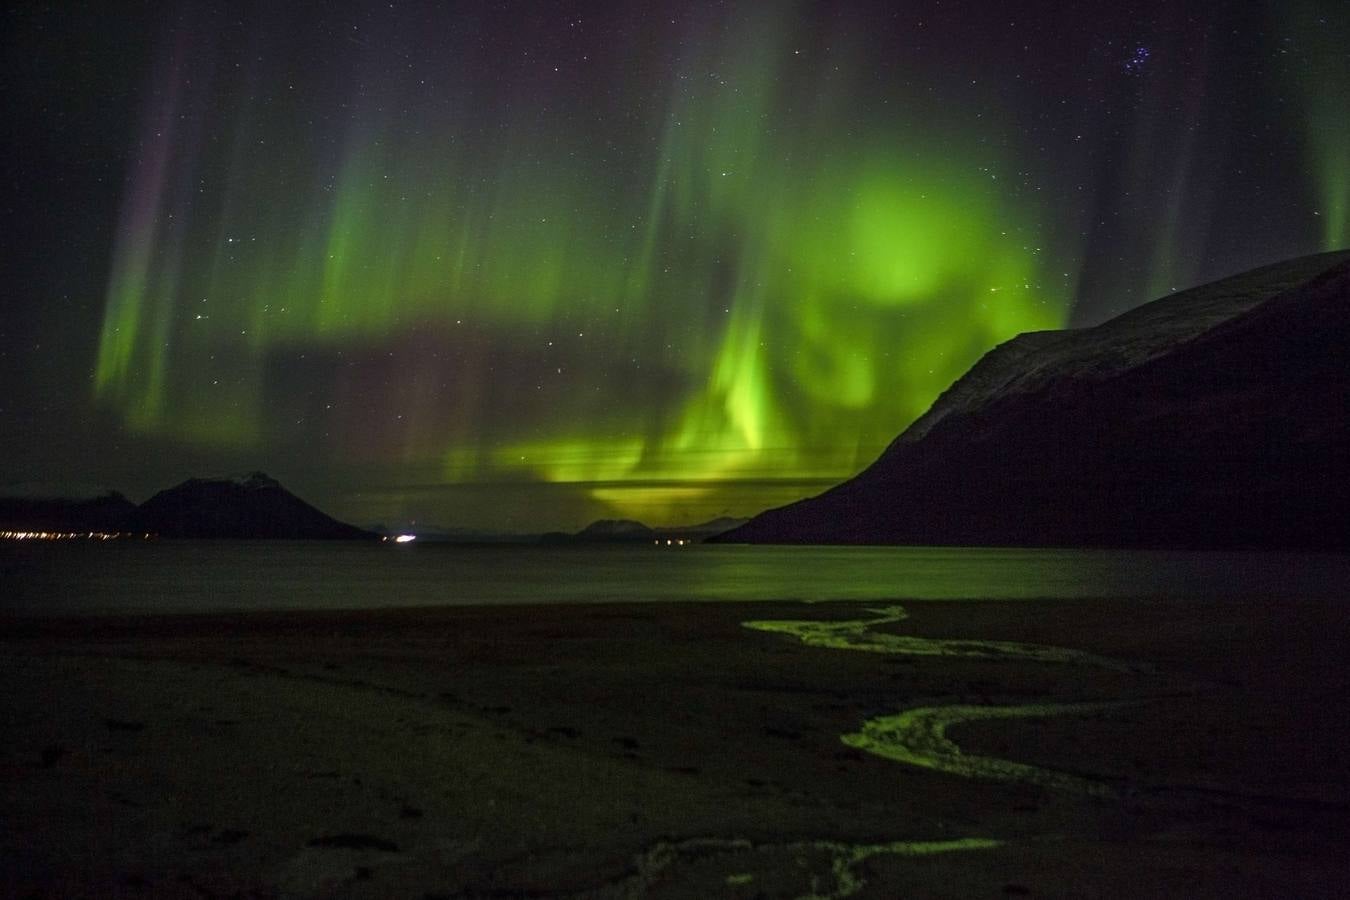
(3, 1), (1347, 530)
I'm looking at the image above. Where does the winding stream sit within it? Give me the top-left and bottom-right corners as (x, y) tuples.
(743, 605), (1143, 672)
(841, 702), (1130, 798)
(744, 604), (1147, 796)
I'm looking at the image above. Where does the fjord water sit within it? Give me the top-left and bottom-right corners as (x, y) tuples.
(4, 542), (1350, 616)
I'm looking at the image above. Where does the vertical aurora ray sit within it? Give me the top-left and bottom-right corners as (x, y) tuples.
(1285, 1), (1350, 251)
(1308, 112), (1350, 252)
(1143, 47), (1213, 301)
(94, 33), (189, 425)
(92, 5), (1079, 526)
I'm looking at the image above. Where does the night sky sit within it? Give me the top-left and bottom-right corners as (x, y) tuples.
(2, 1), (1346, 532)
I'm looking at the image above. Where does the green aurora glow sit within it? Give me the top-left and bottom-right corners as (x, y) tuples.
(72, 2), (1345, 528)
(1287, 2), (1350, 251)
(93, 8), (1063, 526)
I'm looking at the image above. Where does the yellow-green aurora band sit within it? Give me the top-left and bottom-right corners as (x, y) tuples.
(90, 3), (1347, 526)
(91, 7), (1063, 524)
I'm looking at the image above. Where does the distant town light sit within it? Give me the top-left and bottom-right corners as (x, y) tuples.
(393, 534), (416, 543)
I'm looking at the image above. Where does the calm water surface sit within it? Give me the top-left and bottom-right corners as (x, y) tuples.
(3, 542), (1349, 616)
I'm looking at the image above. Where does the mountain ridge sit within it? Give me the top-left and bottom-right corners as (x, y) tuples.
(717, 251), (1350, 549)
(540, 516), (750, 544)
(122, 472), (374, 539)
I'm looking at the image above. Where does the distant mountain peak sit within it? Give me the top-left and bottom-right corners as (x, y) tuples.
(579, 519), (655, 536)
(126, 473), (371, 540)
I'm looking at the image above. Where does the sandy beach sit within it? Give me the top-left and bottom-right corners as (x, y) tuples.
(4, 596), (1349, 897)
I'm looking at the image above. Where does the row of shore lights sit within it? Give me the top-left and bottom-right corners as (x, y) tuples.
(0, 531), (153, 541)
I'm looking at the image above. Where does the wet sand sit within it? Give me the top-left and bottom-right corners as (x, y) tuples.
(3, 596), (1349, 897)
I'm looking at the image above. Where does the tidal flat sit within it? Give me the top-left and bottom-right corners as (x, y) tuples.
(3, 596), (1349, 897)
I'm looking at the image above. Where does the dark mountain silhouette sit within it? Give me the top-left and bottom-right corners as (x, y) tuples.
(123, 472), (374, 539)
(681, 516), (752, 535)
(540, 519), (657, 544)
(718, 251), (1350, 550)
(577, 519), (657, 540)
(541, 516), (751, 544)
(0, 492), (137, 532)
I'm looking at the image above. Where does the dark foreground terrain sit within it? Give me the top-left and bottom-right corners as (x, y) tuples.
(3, 596), (1349, 897)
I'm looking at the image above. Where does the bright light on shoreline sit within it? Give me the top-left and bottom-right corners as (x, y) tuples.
(393, 534), (416, 543)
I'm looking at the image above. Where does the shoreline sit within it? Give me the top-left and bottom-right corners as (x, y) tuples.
(4, 596), (1349, 896)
